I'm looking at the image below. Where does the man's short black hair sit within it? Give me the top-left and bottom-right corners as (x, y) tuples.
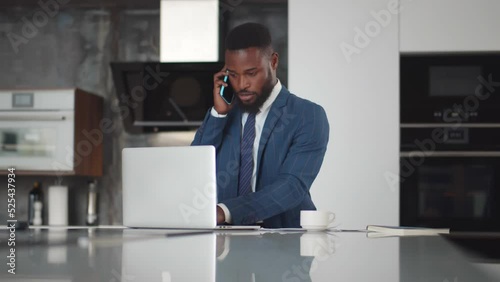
(225, 22), (272, 52)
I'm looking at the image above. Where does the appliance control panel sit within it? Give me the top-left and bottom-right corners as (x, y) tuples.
(443, 127), (469, 144)
(0, 89), (75, 111)
(434, 109), (480, 122)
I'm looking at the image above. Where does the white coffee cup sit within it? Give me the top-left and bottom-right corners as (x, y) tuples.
(300, 210), (335, 230)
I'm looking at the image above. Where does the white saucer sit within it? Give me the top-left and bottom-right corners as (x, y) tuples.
(301, 225), (329, 231)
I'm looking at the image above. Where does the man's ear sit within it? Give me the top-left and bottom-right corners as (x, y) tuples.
(271, 52), (279, 70)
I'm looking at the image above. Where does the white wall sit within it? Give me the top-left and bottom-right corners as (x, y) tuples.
(289, 0), (400, 229)
(400, 0), (500, 52)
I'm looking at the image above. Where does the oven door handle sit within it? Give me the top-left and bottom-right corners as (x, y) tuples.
(400, 151), (500, 157)
(0, 113), (72, 122)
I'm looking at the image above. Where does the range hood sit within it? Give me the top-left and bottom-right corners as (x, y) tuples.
(110, 1), (221, 134)
(110, 62), (223, 134)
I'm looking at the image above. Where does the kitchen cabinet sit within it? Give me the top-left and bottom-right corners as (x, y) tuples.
(400, 0), (500, 53)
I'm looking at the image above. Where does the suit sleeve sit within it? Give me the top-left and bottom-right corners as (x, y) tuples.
(191, 108), (229, 149)
(222, 104), (330, 225)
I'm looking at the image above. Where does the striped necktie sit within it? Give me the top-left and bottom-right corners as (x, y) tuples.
(238, 113), (256, 196)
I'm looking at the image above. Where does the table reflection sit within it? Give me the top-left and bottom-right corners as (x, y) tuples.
(121, 231), (216, 282)
(119, 230), (337, 282)
(215, 232), (336, 282)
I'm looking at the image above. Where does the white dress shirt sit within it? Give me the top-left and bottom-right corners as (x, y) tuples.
(212, 79), (282, 223)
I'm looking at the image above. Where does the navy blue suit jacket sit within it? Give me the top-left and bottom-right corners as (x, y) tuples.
(192, 86), (329, 228)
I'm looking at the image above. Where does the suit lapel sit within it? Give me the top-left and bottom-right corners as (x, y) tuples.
(230, 106), (242, 158)
(256, 87), (289, 183)
(226, 107), (242, 199)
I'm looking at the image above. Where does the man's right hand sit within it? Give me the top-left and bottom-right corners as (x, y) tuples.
(213, 67), (234, 115)
(217, 205), (226, 224)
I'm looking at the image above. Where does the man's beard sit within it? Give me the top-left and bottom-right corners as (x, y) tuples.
(236, 77), (275, 114)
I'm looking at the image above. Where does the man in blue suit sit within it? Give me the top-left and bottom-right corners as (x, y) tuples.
(192, 23), (329, 228)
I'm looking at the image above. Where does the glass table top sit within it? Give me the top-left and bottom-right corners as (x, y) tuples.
(0, 227), (498, 281)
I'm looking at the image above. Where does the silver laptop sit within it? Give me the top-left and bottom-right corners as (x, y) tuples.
(122, 146), (260, 230)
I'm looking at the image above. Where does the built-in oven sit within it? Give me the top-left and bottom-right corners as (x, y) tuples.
(401, 53), (500, 124)
(0, 91), (75, 171)
(400, 53), (500, 230)
(400, 125), (500, 231)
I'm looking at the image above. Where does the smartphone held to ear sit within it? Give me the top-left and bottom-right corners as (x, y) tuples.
(219, 73), (235, 105)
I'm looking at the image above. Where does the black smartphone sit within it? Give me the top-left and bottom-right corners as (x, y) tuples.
(219, 72), (235, 105)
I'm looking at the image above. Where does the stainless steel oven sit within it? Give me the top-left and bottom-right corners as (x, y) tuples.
(400, 53), (500, 230)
